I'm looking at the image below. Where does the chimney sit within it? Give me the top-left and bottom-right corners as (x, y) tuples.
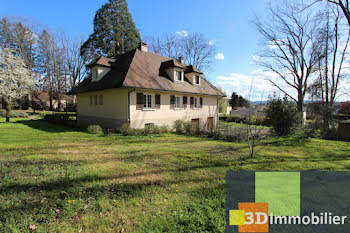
(179, 56), (184, 64)
(139, 42), (148, 52)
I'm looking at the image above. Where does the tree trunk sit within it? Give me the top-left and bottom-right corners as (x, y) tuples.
(297, 91), (304, 125)
(5, 102), (11, 122)
(297, 93), (303, 113)
(49, 91), (53, 111)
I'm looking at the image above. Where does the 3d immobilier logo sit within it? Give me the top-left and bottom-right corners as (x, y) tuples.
(226, 171), (350, 233)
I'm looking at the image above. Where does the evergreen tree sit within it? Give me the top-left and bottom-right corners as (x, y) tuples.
(229, 92), (239, 107)
(80, 0), (141, 58)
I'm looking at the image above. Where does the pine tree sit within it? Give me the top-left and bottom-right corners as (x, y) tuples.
(80, 0), (141, 58)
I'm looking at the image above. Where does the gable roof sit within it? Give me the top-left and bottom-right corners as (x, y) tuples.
(68, 48), (225, 97)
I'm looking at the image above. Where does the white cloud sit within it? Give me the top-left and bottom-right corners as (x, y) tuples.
(215, 70), (295, 101)
(215, 53), (225, 60)
(175, 30), (188, 37)
(207, 40), (215, 46)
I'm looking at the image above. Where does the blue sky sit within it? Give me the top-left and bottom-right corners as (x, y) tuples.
(2, 0), (348, 101)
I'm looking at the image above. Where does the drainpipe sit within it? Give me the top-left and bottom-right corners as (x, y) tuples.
(127, 88), (136, 126)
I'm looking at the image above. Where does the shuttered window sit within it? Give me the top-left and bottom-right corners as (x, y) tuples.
(175, 96), (182, 108)
(99, 95), (103, 105)
(94, 95), (98, 105)
(155, 94), (161, 109)
(170, 95), (175, 109)
(183, 96), (187, 109)
(136, 93), (143, 110)
(144, 94), (152, 108)
(194, 97), (199, 108)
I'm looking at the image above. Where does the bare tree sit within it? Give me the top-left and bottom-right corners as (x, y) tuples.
(308, 5), (350, 135)
(323, 1), (350, 26)
(61, 35), (87, 89)
(36, 29), (66, 111)
(254, 0), (321, 113)
(147, 32), (216, 71)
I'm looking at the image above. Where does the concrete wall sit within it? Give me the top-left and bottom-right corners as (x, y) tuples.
(76, 88), (129, 128)
(129, 90), (219, 129)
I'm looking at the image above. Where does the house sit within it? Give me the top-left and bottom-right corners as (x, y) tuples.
(68, 43), (225, 129)
(230, 104), (266, 118)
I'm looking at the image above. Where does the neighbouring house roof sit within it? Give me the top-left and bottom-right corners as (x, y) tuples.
(68, 48), (225, 97)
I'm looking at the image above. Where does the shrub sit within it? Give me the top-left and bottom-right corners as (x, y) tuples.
(307, 102), (338, 139)
(173, 120), (185, 134)
(255, 115), (266, 125)
(265, 96), (300, 136)
(0, 111), (29, 118)
(338, 101), (350, 115)
(144, 124), (161, 135)
(183, 121), (193, 134)
(246, 115), (257, 125)
(42, 113), (73, 123)
(103, 128), (117, 136)
(86, 125), (103, 134)
(131, 128), (144, 136)
(231, 114), (241, 123)
(64, 102), (77, 112)
(119, 123), (131, 136)
(159, 125), (170, 134)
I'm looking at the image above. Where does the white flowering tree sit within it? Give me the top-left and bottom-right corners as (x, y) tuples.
(0, 47), (34, 122)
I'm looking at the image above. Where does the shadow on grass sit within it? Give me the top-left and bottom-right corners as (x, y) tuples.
(15, 119), (79, 133)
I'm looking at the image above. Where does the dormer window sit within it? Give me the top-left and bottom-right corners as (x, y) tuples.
(175, 70), (183, 82)
(194, 75), (200, 85)
(92, 68), (98, 81)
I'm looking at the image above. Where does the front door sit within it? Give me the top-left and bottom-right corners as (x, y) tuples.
(191, 118), (200, 132)
(207, 117), (213, 131)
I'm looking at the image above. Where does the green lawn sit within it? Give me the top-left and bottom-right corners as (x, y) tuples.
(219, 121), (270, 129)
(0, 118), (349, 232)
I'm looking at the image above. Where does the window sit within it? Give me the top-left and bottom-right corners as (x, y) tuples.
(175, 96), (182, 108)
(89, 96), (93, 105)
(99, 94), (103, 105)
(94, 95), (98, 105)
(92, 69), (98, 81)
(175, 70), (182, 81)
(143, 94), (152, 109)
(194, 75), (200, 85)
(194, 97), (199, 108)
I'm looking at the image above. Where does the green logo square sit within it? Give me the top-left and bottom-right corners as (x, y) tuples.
(255, 172), (300, 216)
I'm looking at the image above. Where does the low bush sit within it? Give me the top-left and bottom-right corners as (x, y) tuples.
(144, 124), (161, 135)
(86, 125), (103, 134)
(173, 120), (185, 134)
(119, 123), (131, 136)
(246, 115), (257, 125)
(183, 121), (193, 134)
(103, 128), (118, 136)
(41, 112), (76, 127)
(255, 115), (266, 125)
(0, 111), (29, 118)
(159, 125), (170, 134)
(119, 123), (170, 136)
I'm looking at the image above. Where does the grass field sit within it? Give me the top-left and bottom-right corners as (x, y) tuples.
(0, 118), (349, 232)
(219, 121), (270, 129)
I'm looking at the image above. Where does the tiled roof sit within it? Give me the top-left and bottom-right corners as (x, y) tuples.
(68, 48), (225, 97)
